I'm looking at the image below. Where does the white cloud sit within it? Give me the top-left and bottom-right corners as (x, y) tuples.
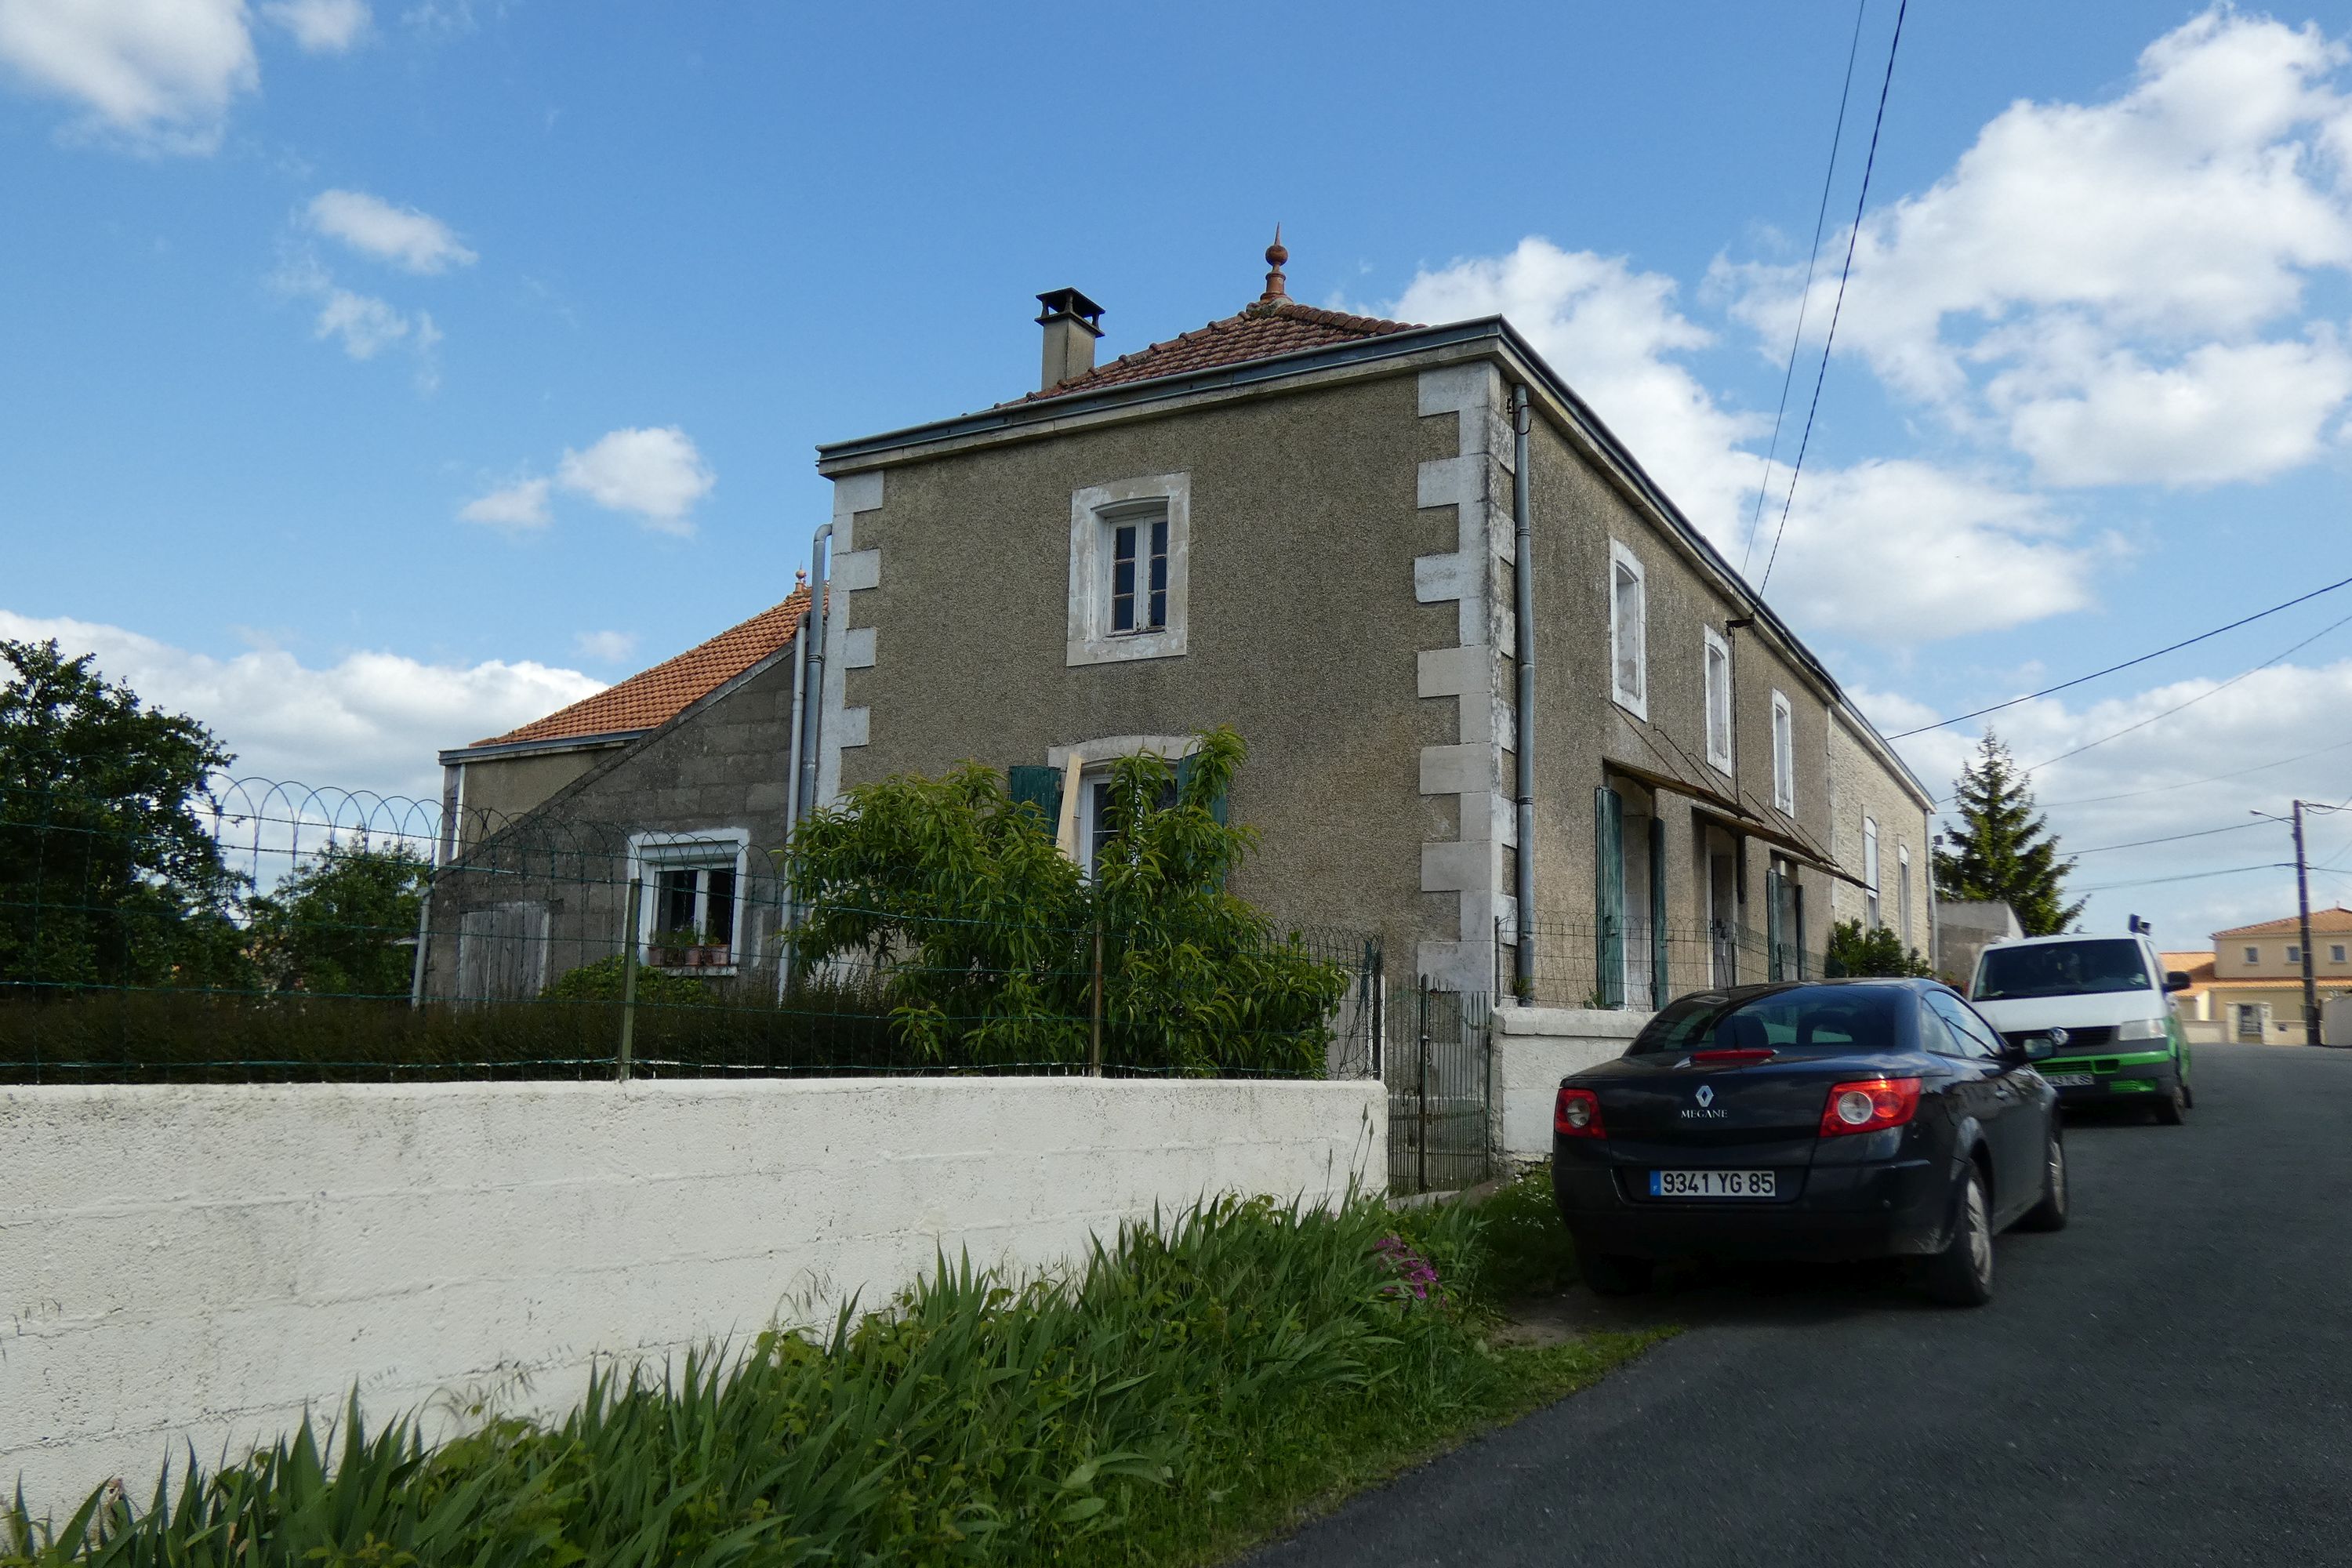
(1880, 657), (2352, 940)
(1726, 6), (2352, 488)
(260, 0), (369, 53)
(574, 630), (639, 663)
(459, 476), (550, 530)
(313, 286), (411, 358)
(1384, 238), (2092, 644)
(0, 0), (256, 152)
(0, 609), (603, 799)
(556, 426), (714, 534)
(307, 187), (475, 274)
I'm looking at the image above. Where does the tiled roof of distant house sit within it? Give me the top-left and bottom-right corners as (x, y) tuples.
(472, 583), (811, 749)
(1016, 234), (1417, 405)
(2212, 906), (2352, 938)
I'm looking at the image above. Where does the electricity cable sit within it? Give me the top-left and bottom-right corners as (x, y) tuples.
(1887, 573), (2352, 740)
(2068, 819), (2272, 856)
(1739, 0), (1870, 579)
(2034, 736), (2352, 809)
(1758, 0), (1909, 593)
(2074, 862), (2289, 894)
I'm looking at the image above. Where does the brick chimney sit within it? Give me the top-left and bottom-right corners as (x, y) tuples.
(1036, 288), (1105, 392)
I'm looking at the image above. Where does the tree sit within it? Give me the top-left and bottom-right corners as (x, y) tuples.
(1824, 919), (1934, 978)
(248, 841), (432, 998)
(1935, 731), (2083, 937)
(0, 639), (249, 991)
(782, 727), (1350, 1073)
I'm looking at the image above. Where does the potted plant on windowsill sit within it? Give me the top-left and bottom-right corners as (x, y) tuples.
(649, 928), (701, 969)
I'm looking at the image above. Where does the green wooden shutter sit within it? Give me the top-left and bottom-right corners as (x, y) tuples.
(1648, 818), (1669, 1010)
(1006, 764), (1065, 829)
(1765, 865), (1785, 982)
(1174, 752), (1228, 826)
(1793, 882), (1809, 981)
(1594, 786), (1624, 1008)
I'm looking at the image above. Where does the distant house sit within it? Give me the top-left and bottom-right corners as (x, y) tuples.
(2201, 908), (2352, 1043)
(421, 240), (1933, 1007)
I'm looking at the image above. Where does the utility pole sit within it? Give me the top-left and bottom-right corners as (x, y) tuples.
(2294, 800), (2318, 1046)
(2255, 802), (2325, 1045)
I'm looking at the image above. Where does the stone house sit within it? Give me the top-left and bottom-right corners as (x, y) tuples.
(423, 240), (1933, 1007)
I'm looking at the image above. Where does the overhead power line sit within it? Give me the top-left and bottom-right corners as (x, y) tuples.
(2068, 819), (2273, 856)
(1887, 572), (2352, 740)
(2074, 862), (2288, 894)
(1739, 0), (1870, 579)
(1759, 0), (1910, 594)
(2034, 735), (2352, 809)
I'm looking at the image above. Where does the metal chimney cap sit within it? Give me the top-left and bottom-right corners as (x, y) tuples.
(1035, 288), (1105, 331)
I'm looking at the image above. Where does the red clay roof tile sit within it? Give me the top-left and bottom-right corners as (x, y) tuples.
(474, 584), (811, 749)
(1013, 299), (1419, 405)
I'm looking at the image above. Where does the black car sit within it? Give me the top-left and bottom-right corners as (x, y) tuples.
(1552, 978), (2066, 1306)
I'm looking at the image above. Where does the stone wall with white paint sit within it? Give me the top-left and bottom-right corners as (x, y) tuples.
(1491, 1005), (1649, 1160)
(2, 1076), (1382, 1514)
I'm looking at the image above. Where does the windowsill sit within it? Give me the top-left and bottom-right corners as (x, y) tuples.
(1610, 690), (1647, 721)
(1069, 626), (1187, 666)
(1706, 755), (1733, 778)
(651, 964), (739, 978)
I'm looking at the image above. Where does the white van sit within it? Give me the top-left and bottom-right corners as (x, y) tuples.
(1966, 931), (2194, 1123)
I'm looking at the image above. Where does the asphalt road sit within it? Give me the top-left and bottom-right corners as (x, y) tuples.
(1252, 1044), (2352, 1568)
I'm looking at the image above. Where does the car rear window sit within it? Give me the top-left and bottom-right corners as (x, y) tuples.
(1625, 986), (1904, 1058)
(1972, 938), (2151, 1001)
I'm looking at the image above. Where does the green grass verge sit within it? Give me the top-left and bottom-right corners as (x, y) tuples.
(5, 1182), (1664, 1567)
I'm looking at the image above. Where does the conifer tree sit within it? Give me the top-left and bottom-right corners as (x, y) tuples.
(1934, 731), (2083, 936)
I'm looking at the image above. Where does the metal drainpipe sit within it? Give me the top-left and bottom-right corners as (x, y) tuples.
(775, 611), (812, 1000)
(1512, 383), (1535, 1004)
(782, 523), (833, 982)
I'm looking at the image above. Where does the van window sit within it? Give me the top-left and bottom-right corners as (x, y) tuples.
(1973, 939), (2152, 1002)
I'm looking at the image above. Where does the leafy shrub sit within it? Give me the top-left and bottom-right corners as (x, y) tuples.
(542, 953), (711, 1005)
(1823, 918), (1935, 978)
(785, 727), (1351, 1074)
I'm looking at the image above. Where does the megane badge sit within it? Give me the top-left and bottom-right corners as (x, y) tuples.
(1696, 1084), (1716, 1108)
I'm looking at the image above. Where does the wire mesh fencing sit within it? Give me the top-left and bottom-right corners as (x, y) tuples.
(0, 779), (1381, 1085)
(1513, 915), (1828, 1011)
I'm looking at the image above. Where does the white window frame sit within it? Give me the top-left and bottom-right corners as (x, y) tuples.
(1607, 539), (1647, 719)
(1701, 626), (1733, 775)
(2287, 944), (2303, 965)
(1863, 816), (1880, 929)
(1897, 844), (1912, 944)
(2333, 944), (2347, 964)
(628, 829), (752, 973)
(2244, 946), (2261, 965)
(1770, 690), (1795, 815)
(1067, 474), (1190, 666)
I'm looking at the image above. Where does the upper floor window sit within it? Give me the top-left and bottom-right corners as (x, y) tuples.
(2333, 943), (2347, 963)
(1068, 474), (1189, 666)
(1863, 817), (1881, 928)
(2244, 946), (2261, 964)
(1609, 540), (1646, 718)
(2287, 944), (2303, 965)
(1702, 627), (1733, 775)
(1770, 691), (1795, 815)
(1897, 844), (1913, 942)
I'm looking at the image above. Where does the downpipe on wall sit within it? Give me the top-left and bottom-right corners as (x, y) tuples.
(780, 524), (833, 982)
(1512, 383), (1535, 1004)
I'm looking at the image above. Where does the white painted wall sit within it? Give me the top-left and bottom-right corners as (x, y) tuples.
(2, 1076), (1382, 1515)
(1491, 1006), (1649, 1160)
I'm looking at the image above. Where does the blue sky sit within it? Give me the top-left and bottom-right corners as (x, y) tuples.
(5, 0), (2352, 941)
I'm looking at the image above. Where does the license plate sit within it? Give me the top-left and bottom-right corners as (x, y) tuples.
(1649, 1169), (1777, 1199)
(2045, 1073), (2096, 1088)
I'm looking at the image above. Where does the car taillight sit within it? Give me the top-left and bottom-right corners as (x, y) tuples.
(1555, 1087), (1606, 1138)
(1818, 1076), (1921, 1138)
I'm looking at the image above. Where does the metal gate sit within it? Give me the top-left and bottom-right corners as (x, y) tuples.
(1385, 982), (1494, 1194)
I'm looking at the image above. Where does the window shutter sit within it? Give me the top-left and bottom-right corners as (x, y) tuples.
(1594, 786), (1624, 1008)
(1766, 865), (1784, 982)
(1648, 818), (1669, 1010)
(1793, 882), (1809, 981)
(1174, 752), (1228, 826)
(1006, 764), (1065, 828)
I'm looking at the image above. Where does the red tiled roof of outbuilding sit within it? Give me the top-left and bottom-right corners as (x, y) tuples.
(1018, 299), (1421, 404)
(472, 583), (811, 749)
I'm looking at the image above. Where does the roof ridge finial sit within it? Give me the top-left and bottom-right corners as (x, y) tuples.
(1258, 223), (1288, 304)
(795, 566), (808, 587)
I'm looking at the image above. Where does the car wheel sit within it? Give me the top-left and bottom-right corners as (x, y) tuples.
(2183, 1077), (2196, 1109)
(1921, 1166), (1995, 1307)
(2018, 1130), (2069, 1232)
(1579, 1251), (1653, 1298)
(2154, 1080), (2188, 1125)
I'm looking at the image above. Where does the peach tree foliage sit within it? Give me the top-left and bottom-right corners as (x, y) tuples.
(782, 727), (1349, 1073)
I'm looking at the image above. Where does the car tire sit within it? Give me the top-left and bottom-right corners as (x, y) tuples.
(2017, 1130), (2068, 1232)
(1921, 1165), (1995, 1308)
(2154, 1080), (2188, 1125)
(1579, 1251), (1653, 1298)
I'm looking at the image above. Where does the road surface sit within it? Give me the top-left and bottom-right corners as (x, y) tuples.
(1251, 1043), (2352, 1567)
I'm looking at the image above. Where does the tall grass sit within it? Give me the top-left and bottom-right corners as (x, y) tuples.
(5, 1192), (1656, 1566)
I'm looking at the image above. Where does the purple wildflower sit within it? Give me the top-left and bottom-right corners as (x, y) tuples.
(1373, 1235), (1442, 1301)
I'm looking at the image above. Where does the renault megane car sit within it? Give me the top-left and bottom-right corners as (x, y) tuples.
(1551, 978), (2065, 1306)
